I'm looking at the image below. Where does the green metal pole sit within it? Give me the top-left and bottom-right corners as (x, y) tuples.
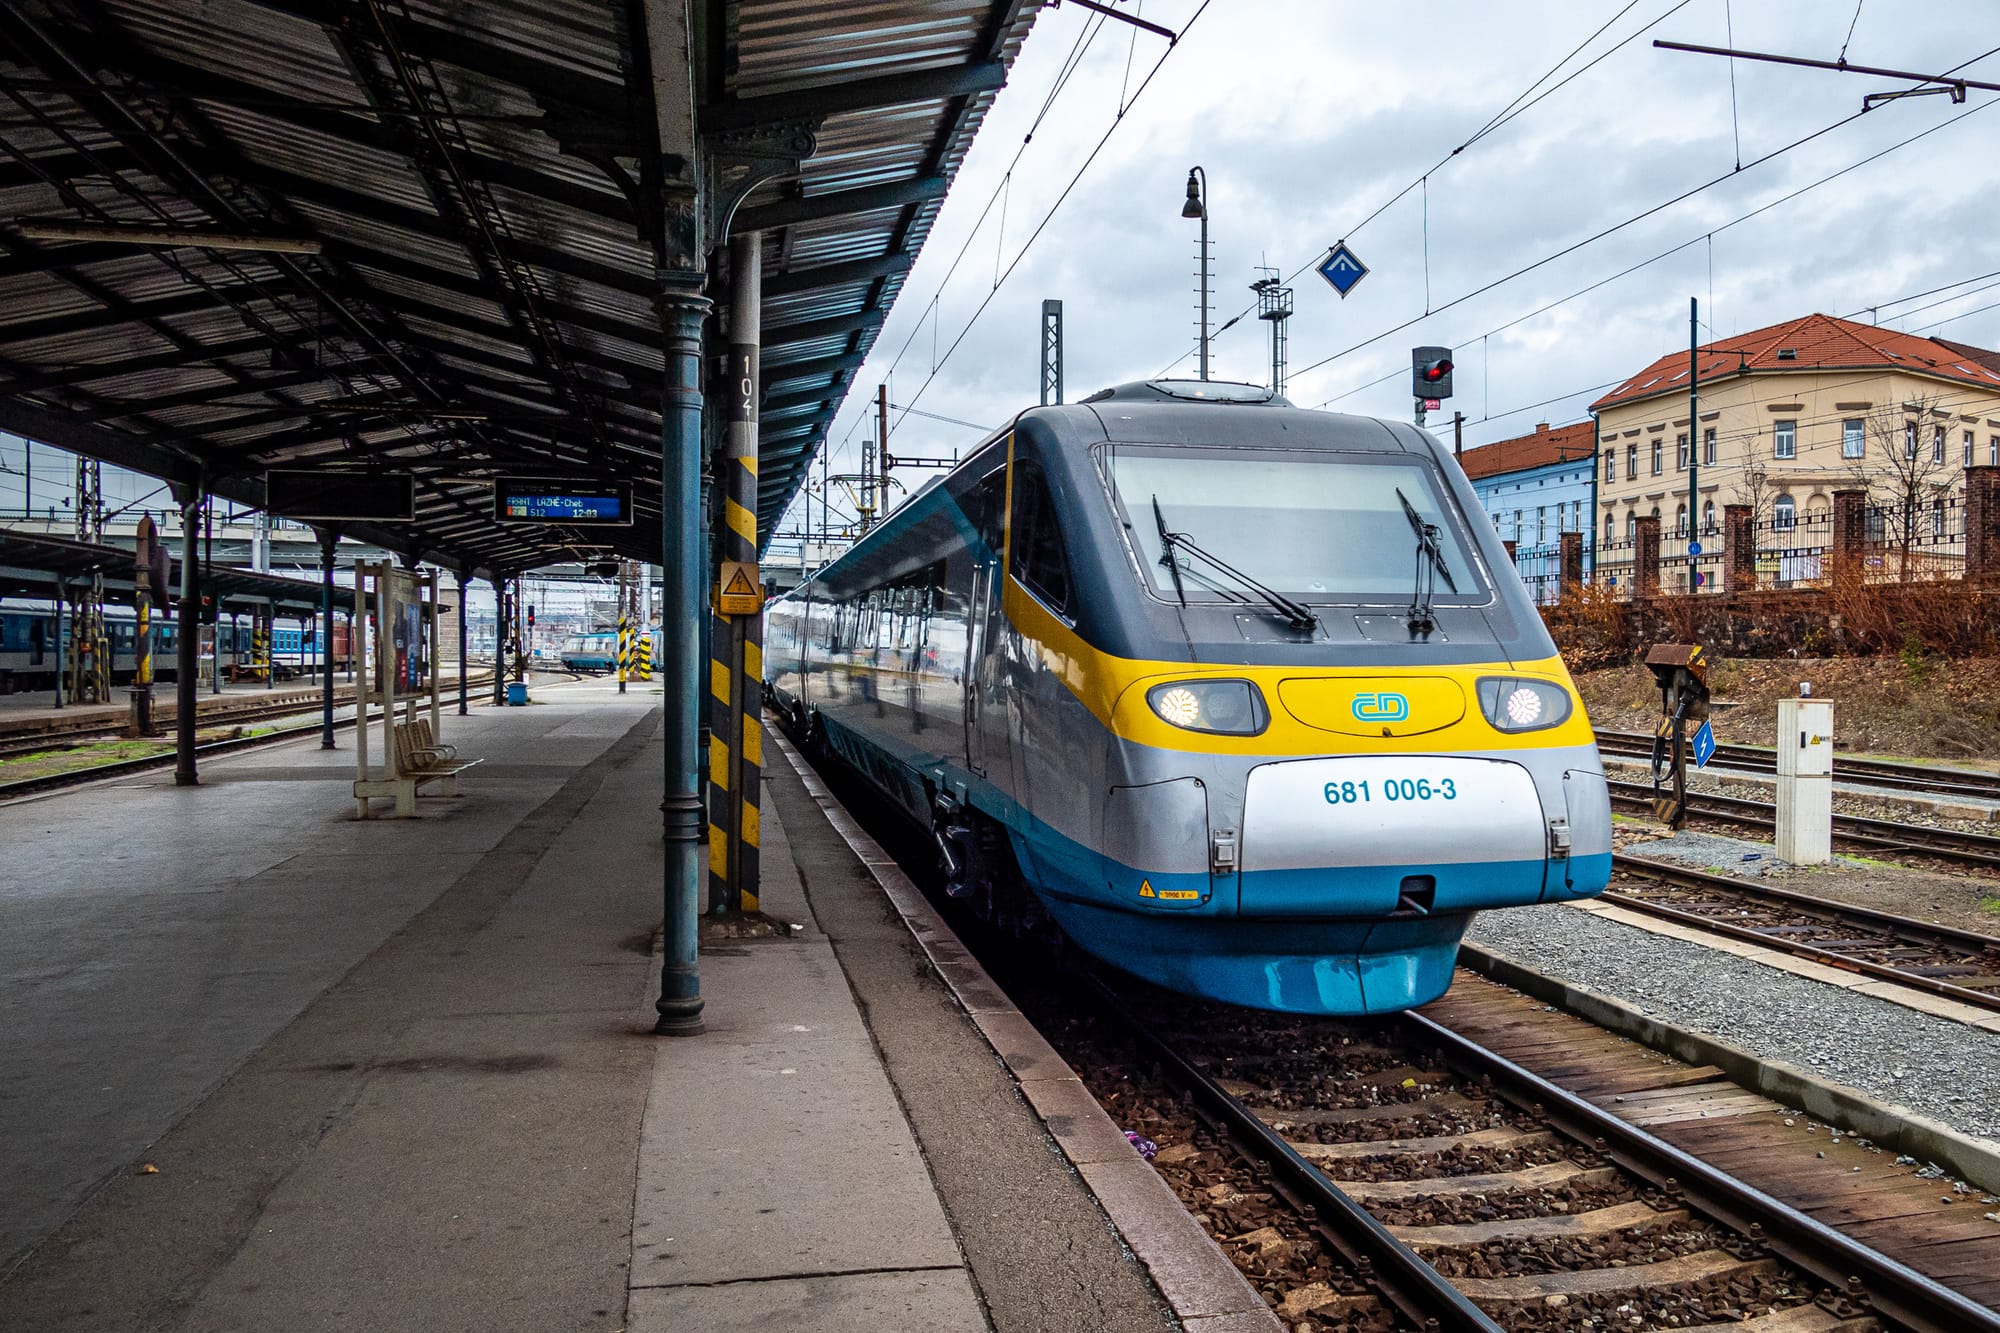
(657, 275), (712, 1037)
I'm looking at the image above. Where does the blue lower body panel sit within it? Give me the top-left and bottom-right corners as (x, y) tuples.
(1043, 896), (1470, 1014)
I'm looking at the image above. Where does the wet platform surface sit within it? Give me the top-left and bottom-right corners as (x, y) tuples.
(0, 678), (1186, 1331)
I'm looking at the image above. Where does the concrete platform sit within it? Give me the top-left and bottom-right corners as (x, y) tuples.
(0, 677), (1257, 1330)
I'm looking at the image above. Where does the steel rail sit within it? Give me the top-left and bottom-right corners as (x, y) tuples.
(1605, 776), (2000, 871)
(1085, 976), (1504, 1333)
(1606, 853), (2000, 1013)
(1405, 1011), (2000, 1333)
(1595, 729), (2000, 801)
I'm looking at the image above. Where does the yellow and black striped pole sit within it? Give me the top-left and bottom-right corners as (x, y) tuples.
(708, 231), (763, 915)
(634, 624), (653, 680)
(617, 608), (630, 692)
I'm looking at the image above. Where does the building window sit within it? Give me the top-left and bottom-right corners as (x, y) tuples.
(1513, 509), (1523, 539)
(1626, 512), (1637, 541)
(1703, 499), (1716, 533)
(1774, 420), (1796, 459)
(1965, 430), (1977, 467)
(1676, 434), (1690, 470)
(1571, 499), (1582, 531)
(1703, 427), (1716, 465)
(1605, 512), (1616, 543)
(1931, 496), (1946, 536)
(1933, 425), (1947, 464)
(1774, 494), (1796, 530)
(1650, 439), (1663, 475)
(1842, 419), (1864, 459)
(1675, 503), (1687, 536)
(1905, 421), (1918, 459)
(1536, 506), (1547, 543)
(1991, 435), (1999, 467)
(1603, 451), (1615, 483)
(1626, 443), (1638, 480)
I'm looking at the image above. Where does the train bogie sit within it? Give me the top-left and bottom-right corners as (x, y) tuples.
(767, 380), (1611, 1015)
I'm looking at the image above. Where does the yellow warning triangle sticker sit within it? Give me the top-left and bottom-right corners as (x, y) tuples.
(723, 566), (757, 597)
(1138, 880), (1156, 898)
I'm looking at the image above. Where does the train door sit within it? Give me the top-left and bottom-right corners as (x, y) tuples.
(963, 465), (1008, 778)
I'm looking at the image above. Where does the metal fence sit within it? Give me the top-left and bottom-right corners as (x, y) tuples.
(1539, 496), (1971, 600)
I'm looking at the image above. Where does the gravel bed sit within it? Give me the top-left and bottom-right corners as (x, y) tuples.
(1466, 904), (2000, 1144)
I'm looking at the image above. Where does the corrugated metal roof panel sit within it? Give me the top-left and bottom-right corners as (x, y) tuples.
(0, 0), (1046, 569)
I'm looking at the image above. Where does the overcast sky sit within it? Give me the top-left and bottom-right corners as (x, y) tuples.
(780, 0), (2000, 542)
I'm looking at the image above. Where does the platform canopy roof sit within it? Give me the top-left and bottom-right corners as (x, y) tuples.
(0, 0), (1041, 579)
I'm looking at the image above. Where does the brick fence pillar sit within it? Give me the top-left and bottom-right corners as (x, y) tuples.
(1633, 515), (1660, 597)
(1724, 504), (1756, 592)
(1831, 488), (1868, 579)
(1559, 530), (1583, 594)
(1964, 466), (2000, 581)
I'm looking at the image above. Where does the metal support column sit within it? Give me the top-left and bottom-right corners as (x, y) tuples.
(131, 515), (161, 736)
(172, 482), (201, 786)
(658, 274), (712, 1036)
(457, 570), (469, 716)
(498, 578), (512, 705)
(320, 528), (338, 749)
(206, 500), (220, 694)
(708, 230), (762, 914)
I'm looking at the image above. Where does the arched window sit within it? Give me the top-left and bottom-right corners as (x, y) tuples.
(1604, 512), (1615, 543)
(1773, 495), (1796, 531)
(1625, 512), (1637, 541)
(1675, 504), (1687, 536)
(1702, 500), (1716, 533)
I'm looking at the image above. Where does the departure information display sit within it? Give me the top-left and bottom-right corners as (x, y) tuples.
(492, 478), (632, 525)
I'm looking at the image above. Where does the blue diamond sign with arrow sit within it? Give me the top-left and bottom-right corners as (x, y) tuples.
(1318, 242), (1369, 298)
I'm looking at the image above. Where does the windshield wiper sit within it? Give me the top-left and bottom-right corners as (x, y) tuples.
(1151, 494), (1318, 631)
(1397, 487), (1458, 635)
(1151, 496), (1187, 608)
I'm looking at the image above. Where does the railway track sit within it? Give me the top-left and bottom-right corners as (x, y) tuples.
(784, 723), (2000, 1330)
(1604, 777), (2000, 872)
(0, 693), (349, 759)
(0, 673), (500, 801)
(1076, 976), (1997, 1333)
(1605, 854), (2000, 1014)
(1595, 730), (2000, 802)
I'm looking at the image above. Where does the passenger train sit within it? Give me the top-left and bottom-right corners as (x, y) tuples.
(766, 379), (1611, 1015)
(561, 627), (662, 674)
(0, 600), (350, 690)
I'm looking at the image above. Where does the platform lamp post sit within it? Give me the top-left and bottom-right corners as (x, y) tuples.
(1181, 166), (1210, 382)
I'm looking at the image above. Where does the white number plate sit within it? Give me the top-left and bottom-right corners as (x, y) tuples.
(1242, 755), (1547, 871)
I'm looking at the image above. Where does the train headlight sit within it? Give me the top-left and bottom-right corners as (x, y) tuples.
(1476, 677), (1573, 733)
(1146, 679), (1267, 735)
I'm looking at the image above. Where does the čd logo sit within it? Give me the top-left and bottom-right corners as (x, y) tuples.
(1351, 691), (1410, 722)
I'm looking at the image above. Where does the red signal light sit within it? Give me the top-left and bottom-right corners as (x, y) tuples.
(1422, 359), (1453, 382)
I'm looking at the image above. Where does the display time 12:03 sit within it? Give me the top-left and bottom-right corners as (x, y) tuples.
(1323, 776), (1458, 806)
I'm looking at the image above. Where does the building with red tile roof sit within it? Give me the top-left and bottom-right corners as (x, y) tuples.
(1588, 313), (2000, 585)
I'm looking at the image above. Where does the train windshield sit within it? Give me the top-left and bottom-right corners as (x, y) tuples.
(1101, 447), (1484, 603)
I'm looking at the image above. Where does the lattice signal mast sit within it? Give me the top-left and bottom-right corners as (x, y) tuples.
(1251, 269), (1293, 398)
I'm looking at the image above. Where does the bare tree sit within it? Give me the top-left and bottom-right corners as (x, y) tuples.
(1853, 391), (1957, 581)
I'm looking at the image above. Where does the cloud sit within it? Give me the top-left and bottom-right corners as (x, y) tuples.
(783, 0), (2000, 539)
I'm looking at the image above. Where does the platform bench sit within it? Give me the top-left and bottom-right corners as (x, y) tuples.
(352, 720), (483, 818)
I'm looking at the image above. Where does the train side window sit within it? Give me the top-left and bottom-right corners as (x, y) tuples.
(1009, 459), (1072, 614)
(973, 467), (1007, 556)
